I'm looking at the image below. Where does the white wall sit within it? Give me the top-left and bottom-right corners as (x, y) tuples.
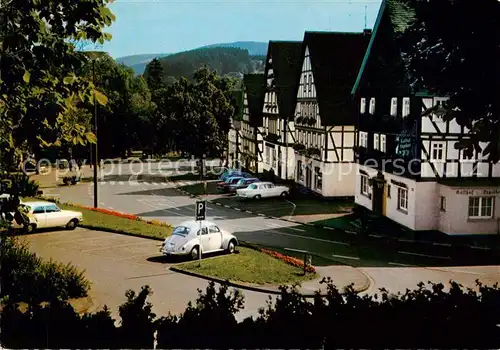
(438, 185), (500, 235)
(296, 155), (356, 197)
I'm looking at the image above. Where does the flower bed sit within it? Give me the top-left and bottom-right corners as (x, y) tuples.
(37, 197), (172, 228)
(260, 248), (316, 273)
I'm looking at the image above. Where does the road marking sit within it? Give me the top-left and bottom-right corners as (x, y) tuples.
(332, 254), (360, 260)
(398, 251), (451, 260)
(234, 208), (241, 211)
(433, 242), (452, 247)
(206, 207), (213, 211)
(388, 262), (415, 267)
(287, 227), (306, 232)
(425, 267), (488, 276)
(369, 234), (382, 238)
(257, 213), (265, 216)
(245, 210), (252, 214)
(399, 239), (416, 243)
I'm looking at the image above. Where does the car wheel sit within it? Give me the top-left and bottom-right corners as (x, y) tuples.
(227, 240), (236, 254)
(24, 223), (36, 234)
(190, 246), (200, 260)
(66, 219), (78, 230)
(280, 191), (289, 198)
(253, 194), (261, 200)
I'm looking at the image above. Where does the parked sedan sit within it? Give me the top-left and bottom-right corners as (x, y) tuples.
(236, 182), (290, 199)
(10, 201), (83, 233)
(160, 220), (238, 260)
(216, 176), (244, 191)
(227, 178), (260, 193)
(220, 170), (252, 181)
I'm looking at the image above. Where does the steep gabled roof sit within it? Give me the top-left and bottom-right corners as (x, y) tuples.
(231, 89), (244, 121)
(304, 31), (371, 125)
(243, 73), (266, 127)
(351, 0), (416, 95)
(265, 41), (303, 121)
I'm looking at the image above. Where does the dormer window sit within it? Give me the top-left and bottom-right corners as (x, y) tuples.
(390, 97), (398, 116)
(360, 98), (366, 114)
(303, 75), (307, 93)
(308, 73), (312, 93)
(402, 97), (410, 117)
(369, 98), (376, 115)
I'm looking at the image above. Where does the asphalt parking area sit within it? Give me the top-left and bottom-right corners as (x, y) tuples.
(22, 228), (274, 320)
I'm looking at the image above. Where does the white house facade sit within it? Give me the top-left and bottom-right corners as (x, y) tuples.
(261, 41), (303, 181)
(293, 31), (370, 198)
(353, 0), (500, 235)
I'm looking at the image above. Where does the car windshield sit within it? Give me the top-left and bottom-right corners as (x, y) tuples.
(249, 184), (257, 190)
(172, 226), (190, 236)
(237, 179), (245, 185)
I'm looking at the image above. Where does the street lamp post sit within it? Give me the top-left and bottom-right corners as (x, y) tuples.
(92, 58), (98, 208)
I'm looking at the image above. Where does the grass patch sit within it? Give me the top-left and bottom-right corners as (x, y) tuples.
(23, 199), (173, 240)
(176, 247), (317, 285)
(212, 197), (353, 218)
(180, 182), (220, 195)
(60, 203), (172, 239)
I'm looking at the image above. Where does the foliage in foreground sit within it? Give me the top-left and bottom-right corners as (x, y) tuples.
(0, 237), (90, 304)
(2, 279), (499, 348)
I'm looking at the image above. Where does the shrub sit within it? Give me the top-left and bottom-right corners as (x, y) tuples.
(0, 237), (90, 303)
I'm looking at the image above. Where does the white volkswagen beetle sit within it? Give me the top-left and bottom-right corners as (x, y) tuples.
(161, 220), (238, 260)
(10, 201), (83, 233)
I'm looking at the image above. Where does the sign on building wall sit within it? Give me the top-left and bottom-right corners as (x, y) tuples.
(455, 189), (500, 196)
(395, 124), (417, 159)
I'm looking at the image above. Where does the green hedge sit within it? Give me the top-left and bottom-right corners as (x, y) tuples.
(2, 279), (499, 348)
(0, 173), (39, 197)
(0, 237), (90, 304)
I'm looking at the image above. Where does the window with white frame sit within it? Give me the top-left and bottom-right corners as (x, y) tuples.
(297, 160), (304, 181)
(359, 131), (368, 148)
(390, 97), (398, 116)
(360, 175), (370, 197)
(430, 142), (445, 161)
(360, 98), (366, 114)
(402, 97), (410, 117)
(308, 73), (312, 93)
(468, 197), (494, 219)
(369, 98), (376, 114)
(380, 134), (386, 152)
(314, 167), (322, 190)
(397, 187), (408, 212)
(374, 133), (380, 150)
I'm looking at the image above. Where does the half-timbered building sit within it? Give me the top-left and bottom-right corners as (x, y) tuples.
(293, 31), (371, 197)
(238, 74), (266, 173)
(261, 41), (303, 181)
(352, 0), (500, 235)
(228, 89), (244, 168)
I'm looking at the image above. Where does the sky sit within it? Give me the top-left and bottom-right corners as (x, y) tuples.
(101, 0), (382, 59)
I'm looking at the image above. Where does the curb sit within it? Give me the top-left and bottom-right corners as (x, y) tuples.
(171, 184), (500, 253)
(169, 266), (370, 297)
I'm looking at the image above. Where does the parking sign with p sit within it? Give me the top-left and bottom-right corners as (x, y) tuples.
(195, 200), (206, 221)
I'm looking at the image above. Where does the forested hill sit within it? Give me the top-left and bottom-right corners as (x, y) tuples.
(144, 47), (264, 83)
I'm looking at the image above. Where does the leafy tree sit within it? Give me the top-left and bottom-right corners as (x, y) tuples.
(401, 0), (500, 161)
(144, 58), (165, 91)
(0, 0), (115, 170)
(159, 67), (235, 160)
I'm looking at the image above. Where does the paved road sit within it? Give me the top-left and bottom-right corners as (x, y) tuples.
(23, 228), (274, 322)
